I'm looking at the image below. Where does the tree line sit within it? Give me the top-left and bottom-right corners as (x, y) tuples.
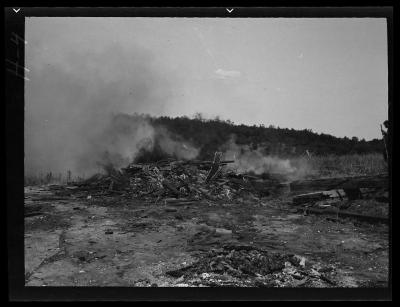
(125, 113), (384, 161)
(143, 114), (383, 160)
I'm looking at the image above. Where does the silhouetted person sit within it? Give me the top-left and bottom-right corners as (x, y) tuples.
(381, 120), (389, 163)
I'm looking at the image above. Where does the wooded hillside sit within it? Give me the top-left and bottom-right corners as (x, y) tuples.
(144, 114), (384, 160)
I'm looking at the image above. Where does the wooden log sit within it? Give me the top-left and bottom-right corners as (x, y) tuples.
(292, 190), (346, 205)
(292, 188), (386, 205)
(205, 152), (224, 183)
(290, 174), (388, 194)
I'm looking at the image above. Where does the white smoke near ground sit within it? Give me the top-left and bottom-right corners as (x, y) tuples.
(156, 126), (200, 160)
(74, 114), (156, 174)
(220, 135), (299, 179)
(25, 40), (184, 178)
(75, 113), (200, 175)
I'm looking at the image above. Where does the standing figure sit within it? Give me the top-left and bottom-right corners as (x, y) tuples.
(380, 120), (389, 163)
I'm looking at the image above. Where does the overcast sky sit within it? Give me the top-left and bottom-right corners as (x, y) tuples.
(26, 17), (388, 140)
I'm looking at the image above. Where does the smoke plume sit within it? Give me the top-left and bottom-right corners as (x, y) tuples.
(220, 136), (297, 178)
(74, 113), (199, 173)
(25, 42), (180, 177)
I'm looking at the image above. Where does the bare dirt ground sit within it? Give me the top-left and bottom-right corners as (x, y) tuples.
(25, 185), (389, 287)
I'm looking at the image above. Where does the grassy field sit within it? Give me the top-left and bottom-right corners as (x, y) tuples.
(290, 153), (387, 179)
(24, 153), (387, 186)
(24, 173), (83, 186)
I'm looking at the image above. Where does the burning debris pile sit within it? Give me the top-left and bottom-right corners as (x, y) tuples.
(66, 152), (283, 203)
(166, 245), (339, 287)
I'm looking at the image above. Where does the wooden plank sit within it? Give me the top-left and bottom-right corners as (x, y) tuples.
(205, 152), (223, 183)
(292, 187), (387, 205)
(292, 190), (347, 205)
(290, 174), (388, 194)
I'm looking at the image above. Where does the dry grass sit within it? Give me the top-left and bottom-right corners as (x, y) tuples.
(24, 172), (83, 186)
(290, 153), (387, 179)
(24, 153), (387, 186)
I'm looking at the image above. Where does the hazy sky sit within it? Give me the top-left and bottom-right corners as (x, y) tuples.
(26, 17), (388, 140)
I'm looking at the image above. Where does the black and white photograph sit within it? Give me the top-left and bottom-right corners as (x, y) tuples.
(16, 9), (391, 292)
